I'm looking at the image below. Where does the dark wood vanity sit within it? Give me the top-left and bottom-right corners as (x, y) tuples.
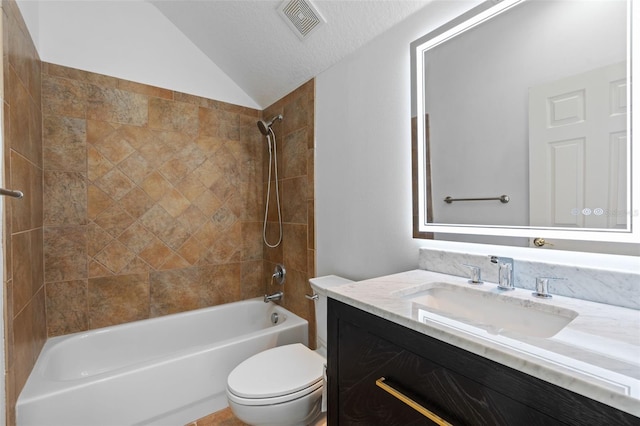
(327, 299), (639, 425)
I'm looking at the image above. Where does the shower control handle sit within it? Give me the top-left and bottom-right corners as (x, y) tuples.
(272, 264), (286, 285)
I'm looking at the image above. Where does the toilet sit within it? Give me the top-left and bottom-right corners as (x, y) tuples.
(226, 275), (353, 426)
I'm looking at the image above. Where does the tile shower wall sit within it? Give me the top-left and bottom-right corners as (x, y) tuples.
(42, 63), (268, 335)
(262, 81), (317, 347)
(2, 0), (45, 423)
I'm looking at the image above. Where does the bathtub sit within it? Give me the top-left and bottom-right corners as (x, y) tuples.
(16, 298), (308, 426)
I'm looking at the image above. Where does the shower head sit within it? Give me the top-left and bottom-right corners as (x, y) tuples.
(257, 114), (283, 136)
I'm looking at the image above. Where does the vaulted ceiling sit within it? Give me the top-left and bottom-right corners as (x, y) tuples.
(150, 0), (431, 107)
(19, 0), (432, 108)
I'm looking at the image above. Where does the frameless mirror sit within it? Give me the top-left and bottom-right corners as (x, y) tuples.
(411, 0), (638, 253)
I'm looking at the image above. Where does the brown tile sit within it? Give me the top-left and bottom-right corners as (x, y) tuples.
(158, 188), (190, 218)
(91, 126), (136, 165)
(199, 108), (240, 141)
(88, 221), (114, 256)
(202, 221), (241, 265)
(192, 158), (219, 188)
(212, 204), (237, 229)
(118, 152), (154, 185)
(160, 144), (207, 185)
(135, 130), (184, 168)
(11, 229), (44, 316)
(194, 135), (225, 157)
(87, 85), (148, 126)
(281, 267), (312, 325)
(138, 237), (172, 269)
(193, 189), (223, 217)
(283, 88), (312, 135)
(118, 222), (155, 254)
(93, 167), (136, 201)
(241, 260), (264, 299)
(43, 115), (86, 172)
(121, 256), (151, 275)
(240, 178), (262, 222)
(241, 221), (262, 261)
(200, 263), (241, 306)
(44, 226), (87, 283)
(283, 223), (307, 273)
(42, 75), (88, 118)
(192, 221), (220, 248)
(307, 199), (315, 250)
(45, 280), (88, 337)
(176, 205), (207, 235)
(263, 224), (283, 264)
(118, 79), (173, 99)
(282, 128), (308, 179)
(94, 240), (137, 274)
(150, 267), (201, 316)
(88, 274), (150, 329)
(10, 151), (43, 233)
(139, 205), (190, 250)
(175, 174), (207, 202)
(86, 119), (119, 145)
(149, 97), (198, 137)
(88, 259), (113, 278)
(13, 290), (47, 396)
(177, 236), (205, 265)
(307, 148), (314, 199)
(141, 171), (173, 201)
(45, 62), (118, 88)
(119, 186), (155, 220)
(93, 203), (135, 238)
(160, 253), (190, 270)
(282, 176), (307, 224)
(87, 145), (114, 182)
(44, 171), (87, 226)
(87, 184), (113, 220)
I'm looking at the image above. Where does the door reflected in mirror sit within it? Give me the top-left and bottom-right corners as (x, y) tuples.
(411, 0), (638, 248)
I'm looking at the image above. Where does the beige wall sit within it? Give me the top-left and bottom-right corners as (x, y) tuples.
(2, 0), (45, 424)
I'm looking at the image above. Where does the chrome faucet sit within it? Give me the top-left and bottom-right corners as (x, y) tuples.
(264, 291), (283, 303)
(489, 256), (514, 291)
(462, 264), (483, 284)
(532, 277), (566, 299)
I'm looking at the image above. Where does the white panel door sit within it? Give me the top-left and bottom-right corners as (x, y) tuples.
(529, 62), (628, 234)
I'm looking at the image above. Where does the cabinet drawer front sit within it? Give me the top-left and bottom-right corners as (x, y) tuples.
(336, 320), (558, 426)
(328, 299), (640, 426)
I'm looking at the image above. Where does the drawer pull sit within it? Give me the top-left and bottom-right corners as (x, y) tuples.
(375, 377), (453, 426)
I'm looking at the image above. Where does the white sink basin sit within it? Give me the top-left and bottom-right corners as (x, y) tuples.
(403, 283), (578, 338)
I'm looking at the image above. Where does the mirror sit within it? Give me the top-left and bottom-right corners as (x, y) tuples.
(411, 0), (639, 253)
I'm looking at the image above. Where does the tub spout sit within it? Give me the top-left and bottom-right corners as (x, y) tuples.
(264, 291), (283, 303)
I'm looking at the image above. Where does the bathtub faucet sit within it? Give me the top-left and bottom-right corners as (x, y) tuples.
(264, 291), (283, 303)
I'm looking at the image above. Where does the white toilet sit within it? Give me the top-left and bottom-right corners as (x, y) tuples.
(226, 275), (352, 426)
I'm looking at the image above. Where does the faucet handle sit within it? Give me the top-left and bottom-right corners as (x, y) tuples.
(532, 277), (566, 299)
(462, 264), (483, 284)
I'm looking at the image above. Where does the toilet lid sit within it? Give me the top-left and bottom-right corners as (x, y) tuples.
(227, 343), (325, 399)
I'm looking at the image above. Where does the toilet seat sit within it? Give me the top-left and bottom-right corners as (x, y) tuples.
(227, 344), (325, 406)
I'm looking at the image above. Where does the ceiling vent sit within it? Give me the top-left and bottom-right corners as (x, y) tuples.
(277, 0), (326, 40)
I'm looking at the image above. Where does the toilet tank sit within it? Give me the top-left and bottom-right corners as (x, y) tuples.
(309, 275), (353, 355)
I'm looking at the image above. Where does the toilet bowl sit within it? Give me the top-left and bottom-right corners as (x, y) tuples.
(226, 275), (353, 426)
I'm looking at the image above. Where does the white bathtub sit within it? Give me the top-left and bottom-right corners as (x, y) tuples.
(17, 298), (308, 426)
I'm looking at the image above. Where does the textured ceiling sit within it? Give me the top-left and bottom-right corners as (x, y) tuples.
(151, 0), (431, 108)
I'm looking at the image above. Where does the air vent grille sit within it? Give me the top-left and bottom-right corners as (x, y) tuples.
(278, 0), (326, 40)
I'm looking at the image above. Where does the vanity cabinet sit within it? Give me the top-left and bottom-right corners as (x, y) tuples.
(327, 299), (639, 425)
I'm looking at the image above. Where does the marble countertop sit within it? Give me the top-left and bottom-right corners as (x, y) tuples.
(326, 269), (640, 417)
